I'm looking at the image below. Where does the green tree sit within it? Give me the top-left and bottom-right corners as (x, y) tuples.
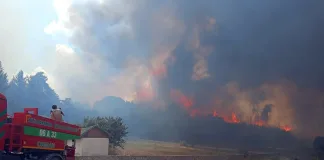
(82, 116), (128, 148)
(6, 70), (28, 113)
(26, 72), (60, 114)
(0, 61), (9, 93)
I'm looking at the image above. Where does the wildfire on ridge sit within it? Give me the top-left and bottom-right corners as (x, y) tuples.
(189, 109), (292, 132)
(170, 89), (292, 132)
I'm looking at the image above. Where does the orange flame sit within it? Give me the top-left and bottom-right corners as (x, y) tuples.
(280, 125), (292, 132)
(219, 112), (240, 123)
(169, 89), (292, 132)
(170, 89), (193, 109)
(253, 120), (266, 127)
(212, 110), (217, 117)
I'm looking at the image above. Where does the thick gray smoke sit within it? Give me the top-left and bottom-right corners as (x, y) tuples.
(48, 0), (324, 137)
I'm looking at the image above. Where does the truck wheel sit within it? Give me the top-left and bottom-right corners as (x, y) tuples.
(41, 153), (63, 160)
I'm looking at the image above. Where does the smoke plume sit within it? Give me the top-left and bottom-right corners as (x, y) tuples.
(46, 0), (324, 137)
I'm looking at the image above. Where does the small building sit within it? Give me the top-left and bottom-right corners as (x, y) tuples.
(67, 126), (110, 156)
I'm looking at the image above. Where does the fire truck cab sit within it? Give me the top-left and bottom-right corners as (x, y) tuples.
(0, 93), (80, 160)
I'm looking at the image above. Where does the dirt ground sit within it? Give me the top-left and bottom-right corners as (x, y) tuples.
(112, 139), (309, 159)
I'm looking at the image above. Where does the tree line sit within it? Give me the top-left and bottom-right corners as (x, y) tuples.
(0, 61), (303, 149)
(0, 62), (128, 148)
(0, 62), (92, 120)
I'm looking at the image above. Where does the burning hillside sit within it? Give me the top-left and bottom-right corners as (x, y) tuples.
(169, 86), (293, 132)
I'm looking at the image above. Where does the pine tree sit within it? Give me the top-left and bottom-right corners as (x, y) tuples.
(26, 72), (60, 113)
(0, 61), (9, 93)
(6, 70), (28, 113)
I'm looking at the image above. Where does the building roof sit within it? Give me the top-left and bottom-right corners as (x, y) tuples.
(81, 125), (110, 138)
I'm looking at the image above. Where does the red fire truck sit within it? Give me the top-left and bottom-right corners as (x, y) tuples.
(0, 93), (80, 160)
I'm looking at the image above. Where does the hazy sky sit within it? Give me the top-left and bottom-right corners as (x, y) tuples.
(1, 0), (109, 102)
(1, 0), (58, 90)
(1, 0), (150, 103)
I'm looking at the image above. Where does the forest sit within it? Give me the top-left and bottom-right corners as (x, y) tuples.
(0, 61), (302, 150)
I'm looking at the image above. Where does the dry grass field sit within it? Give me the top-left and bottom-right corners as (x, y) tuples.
(112, 139), (304, 159)
(120, 139), (237, 156)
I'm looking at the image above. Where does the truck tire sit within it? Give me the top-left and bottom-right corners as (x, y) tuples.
(40, 153), (63, 160)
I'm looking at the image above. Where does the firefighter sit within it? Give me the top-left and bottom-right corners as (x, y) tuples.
(59, 107), (65, 116)
(50, 105), (64, 121)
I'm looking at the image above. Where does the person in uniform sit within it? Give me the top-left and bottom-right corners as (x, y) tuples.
(50, 105), (64, 121)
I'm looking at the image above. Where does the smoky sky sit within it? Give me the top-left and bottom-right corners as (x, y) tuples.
(67, 0), (324, 88)
(152, 0), (324, 108)
(172, 0), (324, 87)
(58, 0), (324, 136)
